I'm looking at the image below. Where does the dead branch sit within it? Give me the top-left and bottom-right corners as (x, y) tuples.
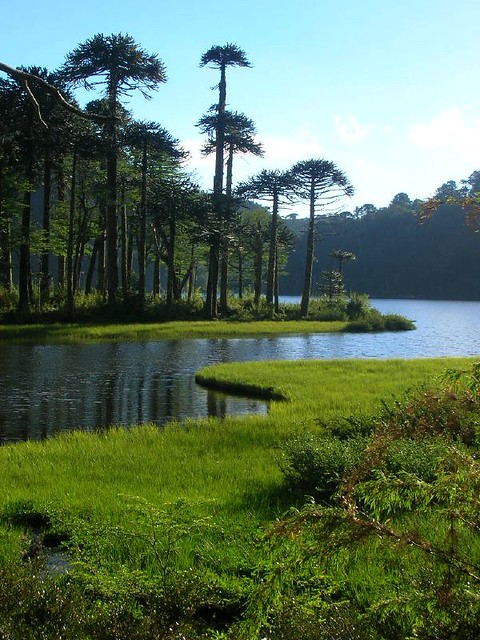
(0, 62), (109, 126)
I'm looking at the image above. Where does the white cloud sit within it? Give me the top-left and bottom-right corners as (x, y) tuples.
(409, 108), (480, 163)
(182, 129), (325, 190)
(335, 115), (376, 143)
(260, 130), (324, 169)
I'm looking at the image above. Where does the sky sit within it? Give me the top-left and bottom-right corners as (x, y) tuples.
(2, 0), (480, 216)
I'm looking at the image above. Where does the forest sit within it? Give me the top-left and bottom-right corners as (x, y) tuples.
(2, 33), (478, 326)
(282, 177), (480, 301)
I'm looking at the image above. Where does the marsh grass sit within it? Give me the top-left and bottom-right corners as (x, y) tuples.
(0, 358), (471, 533)
(0, 356), (475, 637)
(0, 319), (348, 344)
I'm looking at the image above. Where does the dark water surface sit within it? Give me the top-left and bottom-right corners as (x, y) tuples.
(1, 299), (479, 442)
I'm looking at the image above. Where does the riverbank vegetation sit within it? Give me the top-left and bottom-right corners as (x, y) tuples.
(0, 356), (476, 638)
(0, 291), (414, 342)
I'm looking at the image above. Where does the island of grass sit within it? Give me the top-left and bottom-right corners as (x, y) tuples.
(0, 295), (414, 343)
(0, 313), (414, 344)
(0, 355), (477, 638)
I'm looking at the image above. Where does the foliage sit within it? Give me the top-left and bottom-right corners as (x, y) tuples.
(344, 310), (415, 332)
(248, 362), (480, 639)
(280, 432), (368, 500)
(0, 357), (477, 637)
(345, 292), (370, 320)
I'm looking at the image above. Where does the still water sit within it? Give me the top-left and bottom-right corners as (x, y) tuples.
(1, 299), (479, 442)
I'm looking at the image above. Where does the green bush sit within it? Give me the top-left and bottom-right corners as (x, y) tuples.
(280, 433), (367, 500)
(344, 309), (414, 332)
(383, 313), (415, 331)
(345, 292), (370, 320)
(384, 437), (451, 482)
(253, 363), (480, 640)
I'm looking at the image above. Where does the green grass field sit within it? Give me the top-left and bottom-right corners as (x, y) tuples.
(0, 357), (472, 534)
(0, 319), (347, 344)
(0, 354), (477, 637)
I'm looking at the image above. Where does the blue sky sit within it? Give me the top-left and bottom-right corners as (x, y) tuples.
(3, 0), (480, 215)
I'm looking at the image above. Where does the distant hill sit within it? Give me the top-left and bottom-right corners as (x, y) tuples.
(280, 203), (480, 300)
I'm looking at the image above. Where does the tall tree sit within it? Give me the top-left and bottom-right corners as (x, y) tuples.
(0, 68), (45, 315)
(60, 33), (166, 305)
(291, 159), (353, 317)
(197, 109), (264, 311)
(125, 120), (184, 310)
(237, 170), (295, 308)
(200, 43), (251, 317)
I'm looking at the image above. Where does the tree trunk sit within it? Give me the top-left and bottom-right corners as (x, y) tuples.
(300, 180), (316, 317)
(96, 208), (106, 295)
(219, 247), (229, 313)
(105, 79), (119, 305)
(56, 162), (67, 288)
(205, 237), (219, 318)
(238, 249), (243, 299)
(137, 134), (147, 311)
(274, 246), (280, 314)
(254, 222), (263, 308)
(106, 144), (118, 305)
(66, 150), (77, 317)
(152, 256), (160, 297)
(213, 64), (226, 196)
(85, 235), (99, 295)
(266, 191), (278, 306)
(0, 175), (13, 289)
(120, 199), (128, 301)
(166, 215), (175, 309)
(127, 224), (134, 290)
(40, 147), (52, 305)
(219, 143), (234, 314)
(18, 168), (33, 316)
(0, 218), (13, 290)
(206, 63), (227, 319)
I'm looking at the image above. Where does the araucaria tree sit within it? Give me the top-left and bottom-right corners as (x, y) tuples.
(60, 33), (166, 305)
(197, 109), (264, 312)
(237, 170), (296, 310)
(200, 44), (251, 318)
(291, 159), (353, 317)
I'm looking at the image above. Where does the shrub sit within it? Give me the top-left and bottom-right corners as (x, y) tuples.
(280, 433), (367, 500)
(344, 309), (414, 332)
(383, 313), (415, 331)
(0, 285), (17, 315)
(384, 437), (451, 482)
(253, 363), (480, 640)
(345, 292), (370, 320)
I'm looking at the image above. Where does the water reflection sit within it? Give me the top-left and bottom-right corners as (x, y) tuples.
(1, 299), (480, 442)
(0, 340), (270, 442)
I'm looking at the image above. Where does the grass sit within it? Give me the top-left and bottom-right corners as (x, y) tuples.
(0, 357), (472, 526)
(0, 356), (476, 637)
(0, 319), (348, 344)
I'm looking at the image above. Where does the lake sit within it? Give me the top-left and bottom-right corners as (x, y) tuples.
(1, 299), (479, 442)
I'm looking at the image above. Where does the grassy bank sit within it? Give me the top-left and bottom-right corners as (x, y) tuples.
(0, 356), (475, 638)
(0, 319), (348, 344)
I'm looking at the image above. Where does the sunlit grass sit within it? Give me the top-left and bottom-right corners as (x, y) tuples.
(196, 357), (474, 423)
(0, 357), (472, 522)
(0, 356), (478, 637)
(0, 319), (347, 344)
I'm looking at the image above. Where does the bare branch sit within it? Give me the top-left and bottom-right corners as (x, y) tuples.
(20, 79), (48, 128)
(0, 61), (110, 125)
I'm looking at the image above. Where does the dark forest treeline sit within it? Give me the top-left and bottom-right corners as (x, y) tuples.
(281, 186), (480, 301)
